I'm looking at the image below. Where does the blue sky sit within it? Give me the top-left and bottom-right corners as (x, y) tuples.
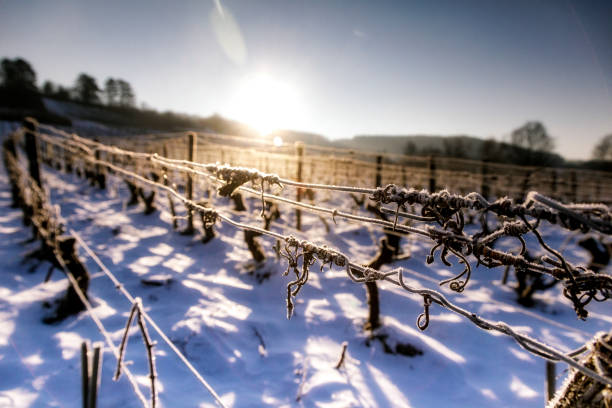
(1, 0), (611, 159)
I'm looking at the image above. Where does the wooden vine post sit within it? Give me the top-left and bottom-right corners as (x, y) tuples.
(162, 144), (178, 229)
(570, 170), (578, 202)
(428, 155), (436, 192)
(81, 341), (103, 408)
(363, 243), (386, 331)
(295, 142), (304, 231)
(349, 150), (355, 184)
(481, 160), (490, 200)
(81, 342), (89, 408)
(546, 361), (556, 403)
(520, 169), (532, 203)
(23, 117), (42, 189)
(93, 139), (105, 189)
(375, 155), (383, 187)
(550, 168), (558, 199)
(183, 132), (196, 234)
(365, 157), (385, 332)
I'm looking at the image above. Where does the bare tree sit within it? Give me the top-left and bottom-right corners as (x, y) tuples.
(510, 121), (555, 152)
(592, 133), (612, 161)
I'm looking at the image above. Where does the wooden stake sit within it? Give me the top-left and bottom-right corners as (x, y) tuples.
(23, 117), (42, 189)
(428, 155), (436, 192)
(94, 142), (105, 189)
(571, 171), (578, 203)
(551, 168), (558, 199)
(162, 144), (178, 229)
(481, 160), (490, 200)
(184, 132), (196, 234)
(375, 155), (383, 187)
(88, 343), (103, 408)
(546, 361), (556, 403)
(81, 341), (89, 408)
(295, 142), (304, 231)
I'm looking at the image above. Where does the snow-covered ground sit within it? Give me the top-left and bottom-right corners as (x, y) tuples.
(0, 158), (610, 408)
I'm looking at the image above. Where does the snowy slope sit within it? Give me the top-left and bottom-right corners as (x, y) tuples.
(0, 159), (610, 408)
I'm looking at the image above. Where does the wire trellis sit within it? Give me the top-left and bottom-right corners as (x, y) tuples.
(27, 126), (612, 390)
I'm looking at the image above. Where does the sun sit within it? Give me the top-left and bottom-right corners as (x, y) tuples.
(229, 73), (304, 137)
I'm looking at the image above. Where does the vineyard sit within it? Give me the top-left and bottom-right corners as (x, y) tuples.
(0, 118), (611, 407)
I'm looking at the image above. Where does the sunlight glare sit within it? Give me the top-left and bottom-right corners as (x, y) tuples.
(273, 136), (283, 147)
(209, 0), (247, 65)
(229, 73), (305, 136)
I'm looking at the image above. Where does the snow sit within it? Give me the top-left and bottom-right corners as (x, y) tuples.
(0, 153), (610, 407)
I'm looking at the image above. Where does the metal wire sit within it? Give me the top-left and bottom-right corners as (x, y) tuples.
(70, 230), (228, 408)
(31, 127), (612, 389)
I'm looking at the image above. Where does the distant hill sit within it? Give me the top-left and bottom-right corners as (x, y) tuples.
(42, 97), (260, 138)
(334, 134), (567, 166)
(267, 129), (334, 147)
(334, 134), (483, 159)
(268, 132), (489, 161)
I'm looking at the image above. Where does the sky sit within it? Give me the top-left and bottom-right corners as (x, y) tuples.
(1, 0), (611, 159)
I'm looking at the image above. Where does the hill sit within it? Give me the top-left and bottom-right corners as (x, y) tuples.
(336, 134), (483, 158)
(42, 97), (260, 138)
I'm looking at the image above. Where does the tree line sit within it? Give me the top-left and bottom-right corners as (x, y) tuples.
(42, 75), (135, 108)
(1, 57), (136, 108)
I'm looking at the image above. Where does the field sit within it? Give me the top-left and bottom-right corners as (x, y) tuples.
(0, 124), (610, 408)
